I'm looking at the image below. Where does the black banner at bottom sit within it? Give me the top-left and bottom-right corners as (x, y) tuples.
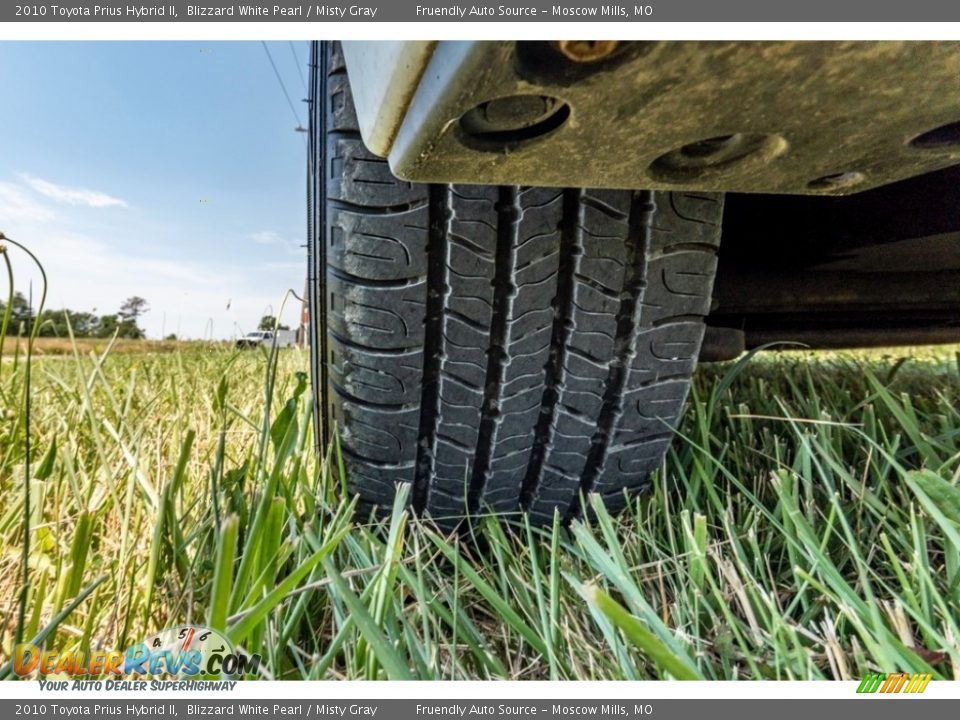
(1, 699), (953, 719)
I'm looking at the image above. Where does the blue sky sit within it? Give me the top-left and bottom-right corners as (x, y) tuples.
(0, 41), (308, 339)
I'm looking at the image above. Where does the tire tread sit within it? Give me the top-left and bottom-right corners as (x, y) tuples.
(318, 43), (723, 526)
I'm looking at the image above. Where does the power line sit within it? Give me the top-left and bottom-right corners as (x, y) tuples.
(261, 40), (305, 133)
(288, 41), (308, 94)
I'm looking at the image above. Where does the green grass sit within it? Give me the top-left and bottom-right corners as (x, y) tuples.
(0, 338), (958, 680)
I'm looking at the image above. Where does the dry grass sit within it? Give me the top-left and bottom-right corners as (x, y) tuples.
(1, 337), (232, 357)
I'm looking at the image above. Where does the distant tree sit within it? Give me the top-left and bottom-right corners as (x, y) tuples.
(119, 296), (148, 322)
(117, 296), (149, 339)
(36, 309), (100, 337)
(0, 291), (35, 335)
(95, 314), (120, 338)
(2, 295), (154, 339)
(164, 333), (178, 341)
(68, 311), (100, 337)
(258, 315), (289, 331)
(116, 320), (144, 339)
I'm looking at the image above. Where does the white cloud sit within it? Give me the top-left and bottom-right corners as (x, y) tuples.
(0, 182), (55, 223)
(19, 173), (127, 208)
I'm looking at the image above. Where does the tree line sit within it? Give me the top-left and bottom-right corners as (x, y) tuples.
(0, 293), (149, 339)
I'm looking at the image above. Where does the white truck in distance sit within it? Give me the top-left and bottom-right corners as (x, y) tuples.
(236, 329), (297, 349)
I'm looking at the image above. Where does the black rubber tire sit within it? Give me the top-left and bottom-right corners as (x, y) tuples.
(313, 43), (724, 526)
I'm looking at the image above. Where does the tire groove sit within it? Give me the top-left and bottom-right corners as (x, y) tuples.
(329, 198), (429, 215)
(412, 184), (451, 514)
(468, 186), (520, 514)
(566, 190), (656, 523)
(328, 329), (420, 355)
(310, 42), (330, 452)
(521, 189), (581, 510)
(329, 380), (420, 411)
(328, 267), (426, 288)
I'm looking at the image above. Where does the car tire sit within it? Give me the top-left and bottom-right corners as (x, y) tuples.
(310, 42), (724, 527)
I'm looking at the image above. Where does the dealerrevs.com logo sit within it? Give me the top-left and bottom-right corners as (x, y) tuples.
(857, 672), (933, 694)
(14, 625), (261, 679)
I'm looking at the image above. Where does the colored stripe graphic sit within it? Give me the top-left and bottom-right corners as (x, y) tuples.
(857, 672), (932, 694)
(857, 673), (886, 693)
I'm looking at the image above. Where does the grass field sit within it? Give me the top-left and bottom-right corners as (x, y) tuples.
(1, 337), (227, 357)
(1, 340), (958, 680)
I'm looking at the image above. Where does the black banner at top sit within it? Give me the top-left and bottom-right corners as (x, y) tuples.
(4, 0), (960, 22)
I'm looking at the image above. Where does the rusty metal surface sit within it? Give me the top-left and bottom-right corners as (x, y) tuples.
(366, 41), (960, 195)
(340, 41), (437, 157)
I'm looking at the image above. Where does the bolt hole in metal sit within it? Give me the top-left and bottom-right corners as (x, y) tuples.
(807, 171), (866, 191)
(910, 120), (960, 149)
(556, 40), (620, 63)
(459, 94), (570, 149)
(648, 133), (787, 183)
